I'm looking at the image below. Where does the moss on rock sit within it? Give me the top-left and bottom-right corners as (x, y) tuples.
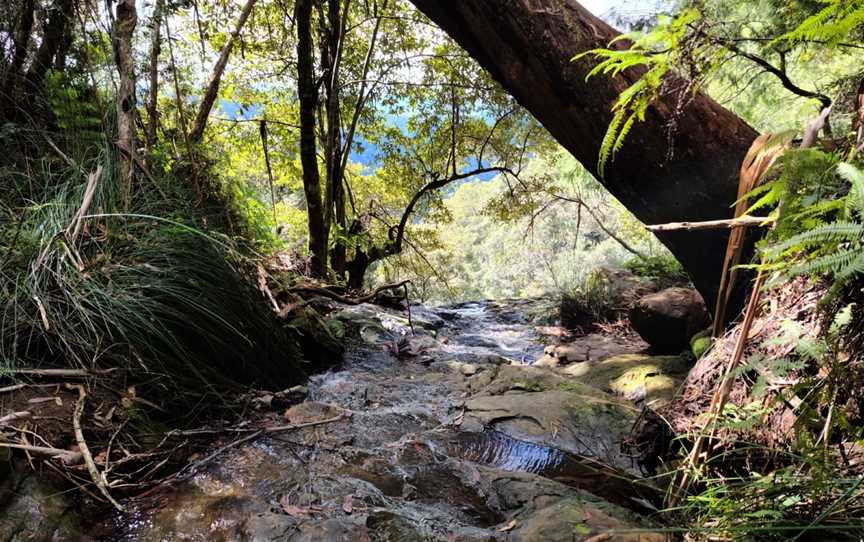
(563, 353), (690, 406)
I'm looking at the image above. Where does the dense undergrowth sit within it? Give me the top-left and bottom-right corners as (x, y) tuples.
(581, 0), (864, 538)
(0, 128), (306, 414)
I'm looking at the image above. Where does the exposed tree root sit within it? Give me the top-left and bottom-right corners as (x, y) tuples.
(288, 279), (410, 305)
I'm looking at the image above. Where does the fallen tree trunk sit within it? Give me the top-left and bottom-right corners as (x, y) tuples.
(408, 0), (759, 310)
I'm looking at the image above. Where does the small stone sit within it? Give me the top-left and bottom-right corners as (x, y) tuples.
(272, 385), (309, 410)
(478, 353), (512, 365)
(251, 393), (274, 410)
(533, 354), (559, 368)
(459, 363), (479, 376)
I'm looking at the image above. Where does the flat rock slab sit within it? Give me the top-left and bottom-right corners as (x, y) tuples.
(462, 366), (639, 470)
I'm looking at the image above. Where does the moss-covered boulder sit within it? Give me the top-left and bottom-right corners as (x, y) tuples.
(629, 287), (710, 353)
(287, 305), (344, 369)
(462, 365), (639, 470)
(562, 353), (690, 406)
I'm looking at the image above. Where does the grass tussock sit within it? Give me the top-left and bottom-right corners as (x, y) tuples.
(0, 133), (306, 411)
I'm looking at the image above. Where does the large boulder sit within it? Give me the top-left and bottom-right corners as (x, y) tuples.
(629, 287), (710, 353)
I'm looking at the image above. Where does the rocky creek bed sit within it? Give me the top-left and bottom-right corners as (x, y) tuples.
(4, 298), (694, 541)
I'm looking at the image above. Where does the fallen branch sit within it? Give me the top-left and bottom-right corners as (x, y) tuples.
(0, 384), (27, 393)
(669, 269), (766, 507)
(288, 280), (410, 306)
(0, 410), (31, 425)
(6, 368), (116, 378)
(645, 215), (773, 232)
(67, 384), (125, 511)
(0, 442), (82, 465)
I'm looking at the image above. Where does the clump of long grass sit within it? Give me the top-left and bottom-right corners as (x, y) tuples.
(672, 446), (864, 541)
(0, 132), (305, 412)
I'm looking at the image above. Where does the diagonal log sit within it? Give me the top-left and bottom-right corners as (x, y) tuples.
(407, 0), (760, 311)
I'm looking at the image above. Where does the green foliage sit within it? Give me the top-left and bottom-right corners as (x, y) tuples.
(755, 157), (864, 288)
(372, 150), (671, 303)
(623, 253), (688, 287)
(575, 8), (704, 174)
(776, 0), (864, 45)
(0, 139), (305, 411)
(578, 0), (864, 170)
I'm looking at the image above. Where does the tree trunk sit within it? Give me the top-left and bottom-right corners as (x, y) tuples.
(24, 0), (74, 94)
(2, 0), (35, 117)
(188, 0), (257, 143)
(112, 0), (137, 209)
(295, 0), (329, 278)
(321, 0), (348, 277)
(145, 0), (165, 149)
(407, 0), (759, 309)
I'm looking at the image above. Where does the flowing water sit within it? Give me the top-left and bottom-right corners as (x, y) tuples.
(91, 299), (661, 541)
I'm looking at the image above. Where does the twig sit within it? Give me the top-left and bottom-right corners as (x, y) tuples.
(168, 413), (349, 483)
(645, 215), (774, 232)
(67, 165), (103, 244)
(67, 384), (125, 511)
(0, 384), (27, 393)
(404, 283), (415, 336)
(669, 269), (766, 507)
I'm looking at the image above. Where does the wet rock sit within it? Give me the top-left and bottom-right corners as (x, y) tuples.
(287, 305), (344, 368)
(511, 496), (664, 542)
(447, 360), (480, 376)
(471, 365), (564, 395)
(408, 306), (447, 330)
(289, 518), (368, 541)
(461, 366), (638, 469)
(476, 353), (514, 366)
(366, 509), (423, 541)
(283, 401), (345, 424)
(0, 462), (83, 542)
(563, 353), (691, 406)
(629, 287), (710, 353)
(537, 333), (641, 368)
(457, 334), (501, 348)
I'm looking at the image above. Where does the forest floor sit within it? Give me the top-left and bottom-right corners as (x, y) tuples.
(37, 297), (689, 541)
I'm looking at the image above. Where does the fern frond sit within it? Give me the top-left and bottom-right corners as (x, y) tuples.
(765, 221), (864, 257)
(838, 162), (864, 215)
(791, 248), (860, 277)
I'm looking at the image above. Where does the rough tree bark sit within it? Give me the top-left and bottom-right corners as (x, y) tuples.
(188, 0), (257, 143)
(112, 0), (138, 208)
(321, 0), (349, 278)
(407, 0), (759, 309)
(145, 0), (165, 149)
(295, 0), (329, 278)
